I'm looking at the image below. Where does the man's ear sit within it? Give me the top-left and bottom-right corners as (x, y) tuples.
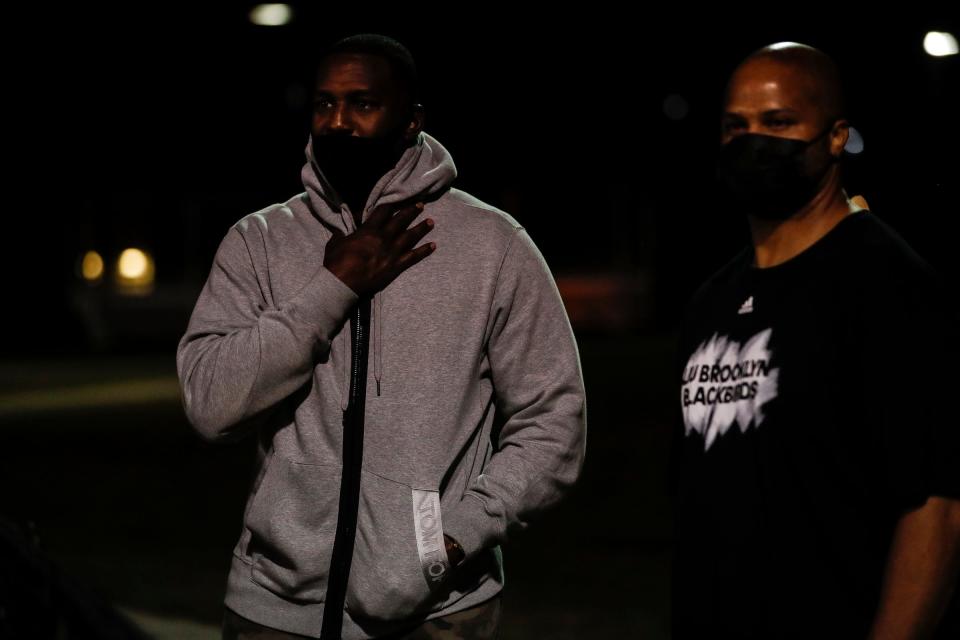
(830, 119), (850, 157)
(403, 103), (425, 141)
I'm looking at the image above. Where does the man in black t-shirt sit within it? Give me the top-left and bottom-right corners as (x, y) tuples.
(672, 42), (960, 638)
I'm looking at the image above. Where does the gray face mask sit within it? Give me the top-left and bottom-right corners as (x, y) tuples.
(716, 126), (836, 220)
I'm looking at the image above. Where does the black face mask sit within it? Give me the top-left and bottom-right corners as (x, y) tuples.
(716, 126), (836, 220)
(311, 129), (407, 200)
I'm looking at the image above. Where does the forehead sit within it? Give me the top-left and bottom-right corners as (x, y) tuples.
(724, 59), (818, 117)
(315, 53), (399, 94)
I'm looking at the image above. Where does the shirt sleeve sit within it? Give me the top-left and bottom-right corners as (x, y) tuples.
(859, 267), (960, 511)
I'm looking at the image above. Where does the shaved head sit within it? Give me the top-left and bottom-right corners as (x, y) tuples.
(720, 42), (849, 159)
(726, 42), (846, 131)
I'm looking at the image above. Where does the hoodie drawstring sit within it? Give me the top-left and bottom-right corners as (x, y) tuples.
(340, 292), (381, 403)
(373, 290), (382, 396)
(335, 205), (383, 401)
(338, 329), (349, 411)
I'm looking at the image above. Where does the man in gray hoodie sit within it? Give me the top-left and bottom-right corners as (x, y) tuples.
(176, 34), (587, 639)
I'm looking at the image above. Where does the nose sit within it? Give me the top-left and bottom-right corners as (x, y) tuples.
(737, 119), (762, 136)
(329, 102), (353, 134)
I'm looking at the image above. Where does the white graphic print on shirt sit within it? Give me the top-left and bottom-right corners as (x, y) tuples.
(681, 329), (779, 451)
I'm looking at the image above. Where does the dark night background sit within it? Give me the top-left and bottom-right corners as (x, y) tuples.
(2, 6), (957, 639)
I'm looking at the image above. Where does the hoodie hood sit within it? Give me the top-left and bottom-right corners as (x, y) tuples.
(300, 131), (458, 404)
(301, 131), (457, 234)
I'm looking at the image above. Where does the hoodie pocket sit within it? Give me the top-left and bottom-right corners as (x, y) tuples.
(343, 396), (453, 621)
(244, 456), (339, 602)
(344, 472), (451, 621)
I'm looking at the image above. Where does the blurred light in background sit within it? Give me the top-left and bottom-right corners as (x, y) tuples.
(80, 250), (104, 283)
(845, 126), (864, 154)
(663, 94), (690, 121)
(115, 248), (155, 294)
(924, 31), (958, 57)
(249, 4), (293, 27)
(118, 249), (148, 280)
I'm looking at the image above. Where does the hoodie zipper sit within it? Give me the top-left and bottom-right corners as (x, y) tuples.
(320, 294), (371, 639)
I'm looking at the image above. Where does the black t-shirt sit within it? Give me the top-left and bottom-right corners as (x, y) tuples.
(672, 211), (960, 639)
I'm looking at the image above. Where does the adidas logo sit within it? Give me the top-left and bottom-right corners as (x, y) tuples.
(738, 296), (754, 315)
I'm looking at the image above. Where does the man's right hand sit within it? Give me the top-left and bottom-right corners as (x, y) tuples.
(323, 201), (436, 297)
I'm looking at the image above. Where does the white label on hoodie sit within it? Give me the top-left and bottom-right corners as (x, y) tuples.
(412, 489), (450, 590)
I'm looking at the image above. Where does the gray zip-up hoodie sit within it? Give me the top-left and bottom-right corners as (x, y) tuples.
(176, 131), (587, 639)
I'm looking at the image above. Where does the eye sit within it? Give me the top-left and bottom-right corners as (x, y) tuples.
(764, 114), (797, 129)
(313, 98), (334, 112)
(722, 120), (746, 133)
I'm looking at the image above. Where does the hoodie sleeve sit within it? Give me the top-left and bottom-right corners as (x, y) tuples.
(442, 227), (588, 560)
(176, 226), (359, 443)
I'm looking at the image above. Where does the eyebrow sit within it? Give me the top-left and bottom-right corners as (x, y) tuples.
(314, 89), (379, 100)
(760, 108), (799, 117)
(723, 108), (799, 118)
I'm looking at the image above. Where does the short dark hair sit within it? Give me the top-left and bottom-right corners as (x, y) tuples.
(320, 33), (419, 104)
